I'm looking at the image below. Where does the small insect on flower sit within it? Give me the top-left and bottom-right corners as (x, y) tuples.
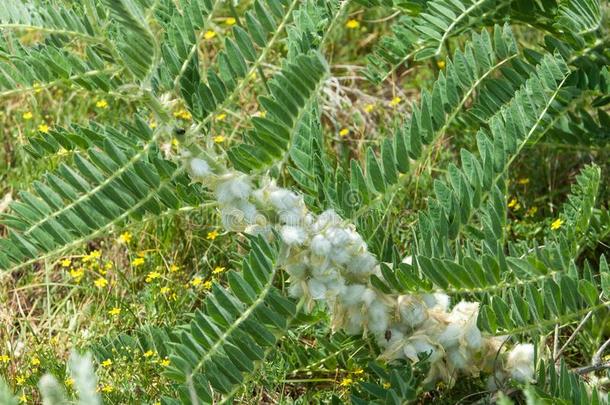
(101, 359), (113, 367)
(96, 99), (108, 109)
(345, 19), (360, 29)
(22, 111), (33, 120)
(38, 123), (50, 133)
(132, 257), (145, 267)
(118, 231), (132, 244)
(212, 266), (225, 275)
(207, 230), (219, 240)
(94, 277), (108, 289)
(204, 30), (216, 40)
(225, 17), (236, 25)
(551, 218), (564, 230)
(109, 307), (121, 316)
(389, 96), (401, 107)
(339, 128), (349, 137)
(213, 135), (225, 143)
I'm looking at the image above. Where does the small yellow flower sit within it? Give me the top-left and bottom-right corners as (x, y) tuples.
(382, 382), (391, 389)
(101, 384), (114, 393)
(203, 280), (213, 290)
(101, 359), (113, 367)
(172, 138), (180, 147)
(118, 231), (132, 244)
(225, 17), (236, 26)
(216, 113), (227, 121)
(191, 276), (203, 287)
(353, 368), (364, 375)
(213, 135), (225, 143)
(437, 60), (446, 69)
(143, 350), (155, 358)
(160, 357), (171, 367)
(345, 19), (360, 29)
(173, 109), (192, 120)
(105, 262), (113, 270)
(212, 266), (225, 275)
(31, 357), (40, 366)
(96, 99), (108, 109)
(109, 307), (121, 316)
(33, 83), (42, 93)
(70, 268), (84, 283)
(389, 96), (401, 107)
(169, 264), (180, 272)
(94, 277), (108, 288)
(19, 394), (27, 403)
(551, 218), (564, 230)
(16, 375), (26, 385)
(160, 287), (171, 294)
(22, 111), (33, 120)
(518, 178), (530, 185)
(0, 354), (9, 363)
(137, 251), (147, 258)
(38, 123), (50, 133)
(145, 271), (161, 283)
(258, 111), (267, 118)
(508, 198), (518, 209)
(340, 377), (353, 387)
(204, 30), (216, 40)
(207, 230), (219, 240)
(83, 250), (101, 262)
(527, 206), (538, 216)
(132, 257), (145, 267)
(65, 377), (74, 386)
(60, 258), (71, 267)
(150, 121), (158, 129)
(364, 103), (375, 113)
(339, 128), (349, 137)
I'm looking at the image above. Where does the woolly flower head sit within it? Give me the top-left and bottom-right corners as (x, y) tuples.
(215, 173), (252, 204)
(188, 157), (211, 179)
(506, 343), (535, 382)
(438, 301), (482, 351)
(280, 225), (307, 246)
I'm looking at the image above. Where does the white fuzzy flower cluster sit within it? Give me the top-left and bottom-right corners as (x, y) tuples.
(182, 152), (536, 386)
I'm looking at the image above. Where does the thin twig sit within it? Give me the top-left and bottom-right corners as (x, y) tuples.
(554, 311), (594, 362)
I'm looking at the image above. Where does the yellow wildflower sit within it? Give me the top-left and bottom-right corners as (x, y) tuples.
(173, 109), (192, 120)
(382, 382), (391, 389)
(216, 113), (227, 121)
(33, 83), (42, 93)
(145, 271), (161, 283)
(19, 394), (27, 403)
(160, 357), (171, 367)
(169, 264), (180, 273)
(389, 96), (401, 107)
(109, 307), (121, 316)
(94, 277), (108, 289)
(70, 268), (84, 283)
(160, 287), (171, 294)
(259, 110), (267, 118)
(508, 198), (518, 209)
(213, 135), (225, 143)
(527, 206), (538, 216)
(340, 377), (353, 387)
(101, 359), (113, 367)
(0, 354), (9, 363)
(31, 357), (40, 366)
(212, 266), (225, 275)
(345, 19), (360, 29)
(16, 375), (26, 385)
(364, 103), (375, 113)
(101, 385), (114, 393)
(225, 17), (236, 25)
(60, 258), (71, 267)
(172, 138), (180, 147)
(105, 262), (113, 270)
(22, 112), (33, 120)
(132, 257), (145, 267)
(65, 377), (74, 386)
(339, 128), (349, 137)
(207, 230), (219, 240)
(437, 60), (446, 69)
(143, 350), (155, 358)
(38, 123), (50, 133)
(191, 276), (203, 287)
(118, 231), (132, 244)
(204, 30), (216, 40)
(353, 368), (364, 375)
(518, 178), (530, 185)
(150, 121), (158, 129)
(551, 218), (564, 230)
(83, 250), (101, 262)
(96, 99), (108, 109)
(203, 280), (213, 290)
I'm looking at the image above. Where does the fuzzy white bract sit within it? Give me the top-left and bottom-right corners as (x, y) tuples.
(182, 152), (534, 387)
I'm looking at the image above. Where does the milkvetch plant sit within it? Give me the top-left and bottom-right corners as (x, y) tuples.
(0, 0), (608, 404)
